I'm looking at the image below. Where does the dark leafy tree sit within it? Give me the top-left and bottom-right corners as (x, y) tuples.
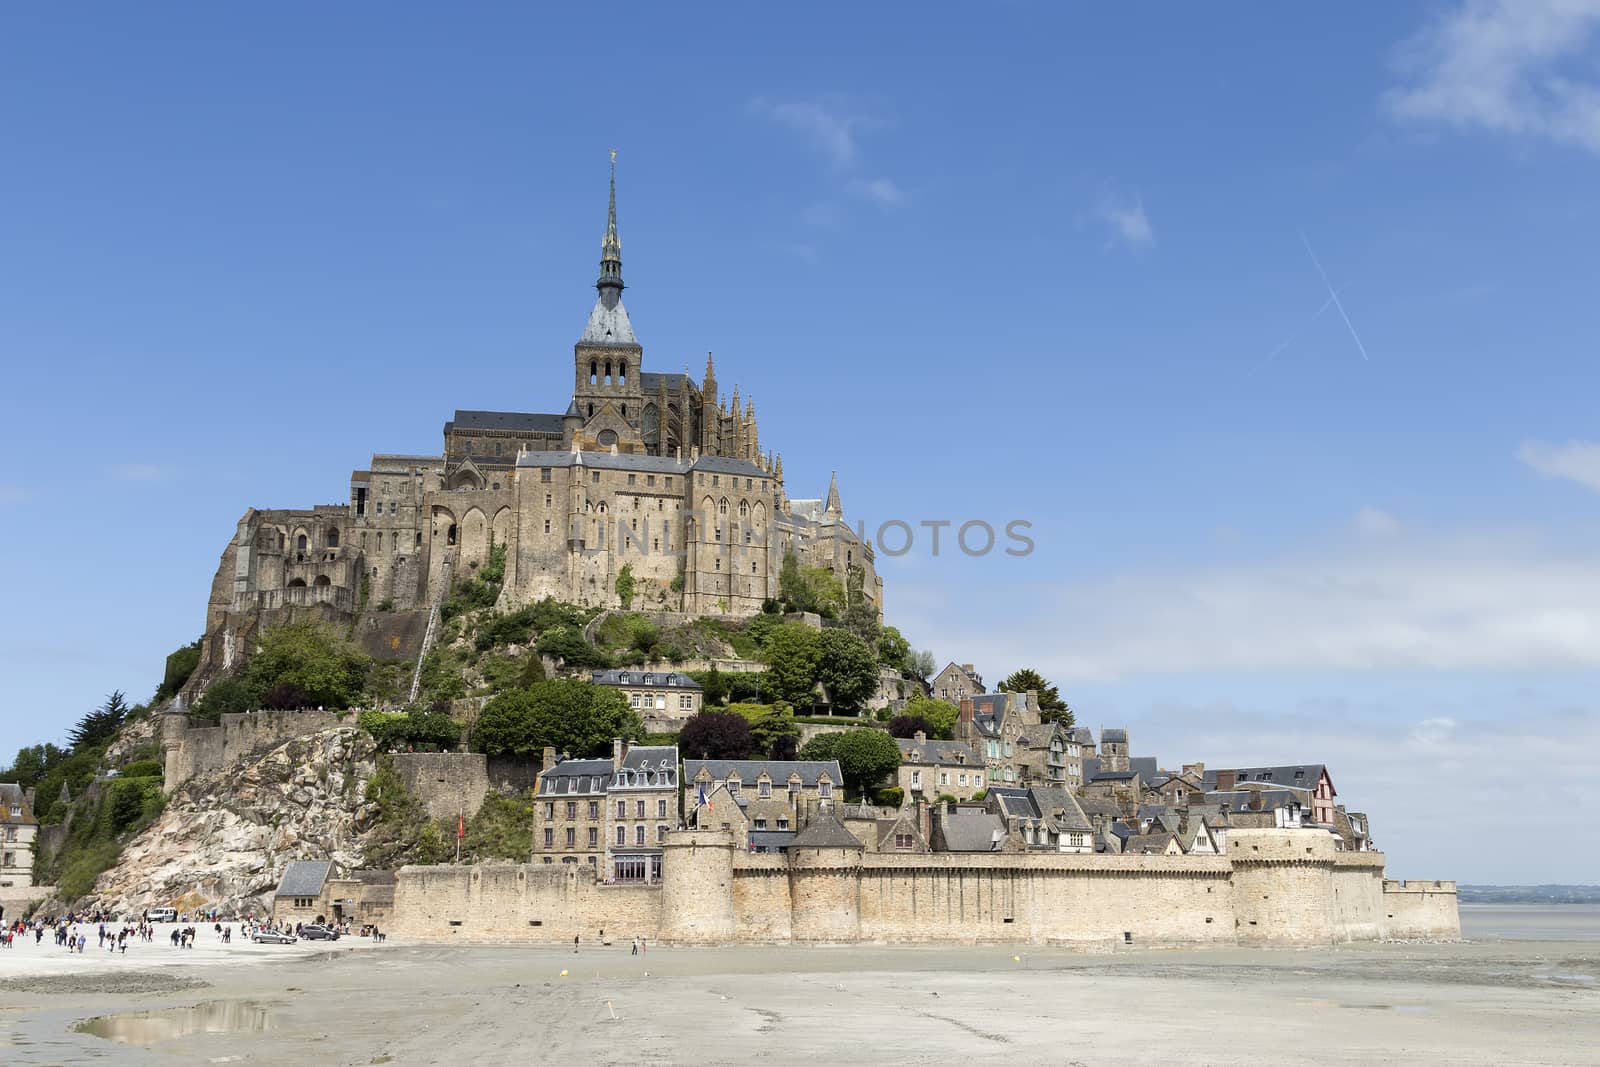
(762, 624), (822, 707)
(797, 732), (841, 763)
(678, 710), (756, 760)
(262, 681), (312, 710)
(900, 696), (959, 739)
(886, 714), (933, 739)
(831, 728), (903, 796)
(241, 622), (370, 709)
(474, 680), (638, 758)
(67, 691), (129, 752)
(815, 629), (879, 713)
(997, 668), (1073, 725)
(154, 640), (202, 703)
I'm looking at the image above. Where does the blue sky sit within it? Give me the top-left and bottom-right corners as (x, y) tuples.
(4, 3), (1600, 882)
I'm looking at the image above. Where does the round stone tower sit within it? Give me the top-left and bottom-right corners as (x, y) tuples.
(659, 828), (737, 942)
(785, 813), (866, 942)
(1229, 827), (1338, 944)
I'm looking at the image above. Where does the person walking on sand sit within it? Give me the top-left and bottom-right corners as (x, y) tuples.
(573, 933), (579, 954)
(631, 937), (639, 955)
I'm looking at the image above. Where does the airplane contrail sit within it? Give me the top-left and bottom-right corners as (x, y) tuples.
(1299, 229), (1369, 361)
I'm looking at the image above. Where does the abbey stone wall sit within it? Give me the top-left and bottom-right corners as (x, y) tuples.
(386, 827), (1460, 946)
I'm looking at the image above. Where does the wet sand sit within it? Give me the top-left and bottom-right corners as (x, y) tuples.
(1, 935), (1596, 1065)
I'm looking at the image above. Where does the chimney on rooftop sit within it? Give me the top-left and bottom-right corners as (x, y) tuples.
(918, 797), (931, 842)
(613, 737), (627, 770)
(961, 664), (974, 673)
(1216, 769), (1236, 791)
(959, 698), (974, 725)
(542, 746), (557, 774)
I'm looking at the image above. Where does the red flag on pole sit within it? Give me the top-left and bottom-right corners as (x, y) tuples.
(457, 813), (465, 839)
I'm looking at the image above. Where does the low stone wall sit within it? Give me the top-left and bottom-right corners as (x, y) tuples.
(1382, 879), (1461, 939)
(391, 863), (662, 942)
(391, 752), (492, 822)
(162, 709), (345, 793)
(0, 884), (56, 918)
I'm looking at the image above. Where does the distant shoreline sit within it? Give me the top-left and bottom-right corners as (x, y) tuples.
(1458, 886), (1600, 905)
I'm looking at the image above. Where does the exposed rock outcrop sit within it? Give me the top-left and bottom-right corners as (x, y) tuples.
(76, 727), (381, 917)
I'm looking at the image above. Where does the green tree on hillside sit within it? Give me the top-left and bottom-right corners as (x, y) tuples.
(900, 696), (959, 740)
(67, 691), (130, 752)
(154, 640), (202, 703)
(815, 629), (879, 713)
(241, 622), (370, 709)
(831, 728), (902, 797)
(474, 680), (640, 758)
(761, 623), (822, 707)
(997, 668), (1073, 725)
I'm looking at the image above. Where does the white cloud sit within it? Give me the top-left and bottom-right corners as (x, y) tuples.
(1096, 191), (1154, 250)
(1354, 506), (1401, 536)
(851, 177), (904, 206)
(900, 525), (1600, 683)
(1519, 438), (1600, 492)
(748, 96), (882, 170)
(111, 463), (168, 482)
(1386, 0), (1600, 155)
(749, 96), (902, 218)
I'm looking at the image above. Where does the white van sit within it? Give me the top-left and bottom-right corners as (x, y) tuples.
(147, 907), (178, 923)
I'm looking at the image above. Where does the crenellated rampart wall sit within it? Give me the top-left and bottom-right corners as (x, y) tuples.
(385, 827), (1459, 947)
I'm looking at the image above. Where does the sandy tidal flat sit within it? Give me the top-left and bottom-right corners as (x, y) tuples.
(0, 936), (1595, 1065)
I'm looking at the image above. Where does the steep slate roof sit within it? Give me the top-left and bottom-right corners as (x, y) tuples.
(446, 410), (566, 434)
(581, 295), (637, 344)
(620, 745), (679, 775)
(686, 759), (840, 789)
(934, 810), (1007, 852)
(275, 860), (334, 898)
(1203, 788), (1309, 813)
(0, 783), (36, 825)
(897, 737), (981, 766)
(989, 786), (1094, 834)
(1124, 833), (1180, 855)
(592, 669), (701, 690)
(1068, 727), (1096, 746)
(1101, 728), (1128, 744)
(637, 371), (692, 393)
(1077, 797), (1123, 821)
(747, 830), (797, 852)
(537, 758), (614, 796)
(789, 813), (864, 849)
(1201, 765), (1329, 791)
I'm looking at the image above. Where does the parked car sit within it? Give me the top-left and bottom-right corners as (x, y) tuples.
(252, 930), (297, 944)
(147, 907), (178, 923)
(299, 925), (341, 941)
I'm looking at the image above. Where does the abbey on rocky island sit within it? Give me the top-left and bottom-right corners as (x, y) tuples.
(188, 159), (879, 683)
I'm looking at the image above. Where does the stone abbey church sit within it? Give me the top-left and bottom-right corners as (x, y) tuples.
(191, 161), (880, 678)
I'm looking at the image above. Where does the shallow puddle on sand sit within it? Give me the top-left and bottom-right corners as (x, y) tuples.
(75, 1000), (273, 1046)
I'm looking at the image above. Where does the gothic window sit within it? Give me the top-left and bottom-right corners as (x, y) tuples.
(621, 405), (627, 417)
(605, 360), (613, 383)
(719, 498), (729, 515)
(738, 501), (748, 518)
(619, 360), (627, 384)
(642, 405), (659, 451)
(588, 403), (594, 417)
(590, 360), (598, 384)
(447, 524), (457, 546)
(296, 533), (308, 552)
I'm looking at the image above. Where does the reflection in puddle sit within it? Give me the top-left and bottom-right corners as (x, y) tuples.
(76, 1000), (274, 1046)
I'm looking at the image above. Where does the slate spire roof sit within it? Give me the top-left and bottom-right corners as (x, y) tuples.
(583, 151), (635, 345)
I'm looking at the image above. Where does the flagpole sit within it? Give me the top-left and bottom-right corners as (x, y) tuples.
(456, 801), (463, 863)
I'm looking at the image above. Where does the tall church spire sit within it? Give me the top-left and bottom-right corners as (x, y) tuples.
(825, 471), (842, 519)
(596, 149), (623, 308)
